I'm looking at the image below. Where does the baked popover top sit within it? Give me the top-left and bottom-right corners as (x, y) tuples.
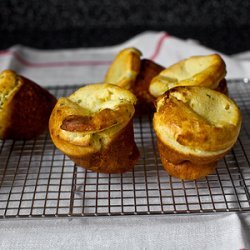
(154, 86), (242, 158)
(49, 83), (137, 156)
(149, 54), (226, 97)
(104, 48), (142, 89)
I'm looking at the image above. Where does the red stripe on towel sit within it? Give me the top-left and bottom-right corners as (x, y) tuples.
(150, 33), (170, 61)
(0, 33), (170, 68)
(0, 50), (112, 68)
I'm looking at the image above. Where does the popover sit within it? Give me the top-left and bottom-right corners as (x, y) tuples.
(149, 54), (228, 98)
(0, 70), (56, 140)
(49, 83), (139, 173)
(105, 48), (164, 114)
(104, 47), (142, 90)
(153, 86), (242, 180)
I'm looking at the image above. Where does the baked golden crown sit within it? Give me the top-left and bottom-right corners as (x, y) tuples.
(49, 83), (137, 157)
(154, 86), (242, 162)
(104, 48), (142, 89)
(149, 54), (226, 97)
(0, 70), (56, 139)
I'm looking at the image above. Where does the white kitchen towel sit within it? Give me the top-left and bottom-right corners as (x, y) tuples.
(0, 213), (250, 250)
(0, 31), (250, 250)
(0, 31), (249, 87)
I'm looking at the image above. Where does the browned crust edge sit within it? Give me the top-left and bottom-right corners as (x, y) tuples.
(65, 121), (140, 173)
(159, 156), (217, 180)
(156, 137), (227, 180)
(3, 76), (57, 140)
(134, 59), (164, 115)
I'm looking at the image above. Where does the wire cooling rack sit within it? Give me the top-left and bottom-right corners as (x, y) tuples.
(0, 79), (250, 219)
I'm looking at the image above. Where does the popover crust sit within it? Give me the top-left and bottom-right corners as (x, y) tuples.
(104, 48), (165, 114)
(149, 54), (227, 98)
(49, 83), (139, 173)
(0, 70), (56, 140)
(104, 48), (142, 90)
(153, 86), (242, 180)
(133, 59), (164, 113)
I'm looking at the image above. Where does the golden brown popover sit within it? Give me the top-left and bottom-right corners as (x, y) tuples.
(0, 70), (57, 140)
(104, 47), (142, 89)
(104, 48), (164, 114)
(49, 83), (139, 173)
(149, 54), (227, 98)
(153, 86), (242, 180)
(133, 59), (164, 114)
(215, 78), (228, 95)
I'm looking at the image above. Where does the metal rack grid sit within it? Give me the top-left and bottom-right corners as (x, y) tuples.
(0, 79), (250, 219)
